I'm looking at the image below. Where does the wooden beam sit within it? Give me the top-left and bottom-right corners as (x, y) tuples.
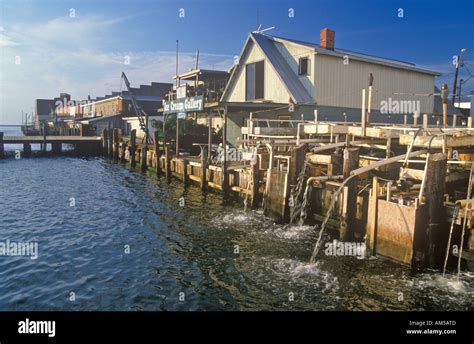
(350, 150), (427, 177)
(399, 134), (474, 148)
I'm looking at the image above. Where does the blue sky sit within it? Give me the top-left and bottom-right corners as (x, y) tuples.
(1, 0), (473, 124)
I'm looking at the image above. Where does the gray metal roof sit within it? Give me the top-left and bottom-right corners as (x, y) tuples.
(251, 33), (314, 103)
(269, 34), (440, 76)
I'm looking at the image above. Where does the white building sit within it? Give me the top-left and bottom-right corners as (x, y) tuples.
(221, 28), (440, 146)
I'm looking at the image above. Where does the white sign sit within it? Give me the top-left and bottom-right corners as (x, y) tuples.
(176, 84), (187, 99)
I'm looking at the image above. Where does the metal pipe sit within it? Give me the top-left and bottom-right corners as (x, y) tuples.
(443, 204), (460, 276)
(458, 163), (474, 276)
(306, 175), (343, 186)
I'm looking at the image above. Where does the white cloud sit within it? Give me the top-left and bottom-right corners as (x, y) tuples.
(0, 15), (233, 124)
(0, 33), (19, 46)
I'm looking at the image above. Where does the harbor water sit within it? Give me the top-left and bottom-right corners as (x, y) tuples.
(0, 126), (473, 311)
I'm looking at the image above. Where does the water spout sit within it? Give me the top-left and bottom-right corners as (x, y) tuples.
(243, 170), (251, 212)
(289, 158), (309, 225)
(309, 175), (355, 264)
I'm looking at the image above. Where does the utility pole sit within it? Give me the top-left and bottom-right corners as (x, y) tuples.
(175, 40), (179, 87)
(452, 48), (467, 105)
(458, 79), (464, 106)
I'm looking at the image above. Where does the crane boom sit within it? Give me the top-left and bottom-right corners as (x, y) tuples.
(121, 72), (150, 144)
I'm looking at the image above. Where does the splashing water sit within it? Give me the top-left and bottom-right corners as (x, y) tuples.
(243, 170), (251, 212)
(265, 224), (314, 240)
(290, 158), (309, 225)
(310, 176), (355, 263)
(299, 183), (312, 225)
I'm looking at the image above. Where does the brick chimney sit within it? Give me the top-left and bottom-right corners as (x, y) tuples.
(320, 28), (335, 50)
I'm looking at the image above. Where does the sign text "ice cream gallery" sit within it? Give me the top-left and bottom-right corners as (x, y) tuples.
(162, 96), (204, 114)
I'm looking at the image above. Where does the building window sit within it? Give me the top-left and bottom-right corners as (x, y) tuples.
(299, 57), (309, 75)
(246, 61), (264, 100)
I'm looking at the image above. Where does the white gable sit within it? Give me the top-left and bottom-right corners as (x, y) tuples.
(224, 39), (292, 103)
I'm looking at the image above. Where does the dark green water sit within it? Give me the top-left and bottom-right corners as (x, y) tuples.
(0, 127), (473, 311)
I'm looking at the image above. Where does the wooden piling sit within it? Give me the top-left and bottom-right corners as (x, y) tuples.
(386, 134), (392, 159)
(23, 142), (31, 157)
(423, 114), (428, 129)
(208, 112), (212, 162)
(442, 83), (448, 128)
(423, 153), (448, 268)
(113, 128), (119, 161)
(42, 122), (47, 154)
(153, 130), (161, 175)
(165, 146), (171, 182)
(175, 116), (180, 157)
(0, 132), (4, 159)
(343, 148), (359, 180)
(108, 129), (113, 158)
(141, 144), (147, 172)
(183, 159), (188, 185)
(367, 84), (373, 125)
(361, 89), (366, 136)
(201, 147), (207, 191)
(341, 147), (360, 241)
(222, 107), (229, 196)
(251, 156), (260, 208)
(52, 142), (62, 154)
(102, 129), (108, 156)
(367, 176), (379, 255)
(120, 143), (127, 163)
(130, 129), (137, 168)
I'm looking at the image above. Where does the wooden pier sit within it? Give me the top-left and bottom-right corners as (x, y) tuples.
(99, 119), (474, 272)
(2, 121), (473, 272)
(0, 133), (102, 157)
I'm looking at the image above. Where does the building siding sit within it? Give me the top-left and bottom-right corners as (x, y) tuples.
(274, 41), (315, 99)
(313, 53), (435, 114)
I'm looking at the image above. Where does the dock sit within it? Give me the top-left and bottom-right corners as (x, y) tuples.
(0, 133), (102, 157)
(1, 121), (473, 273)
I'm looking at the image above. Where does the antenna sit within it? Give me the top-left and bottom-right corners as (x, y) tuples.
(252, 25), (275, 34)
